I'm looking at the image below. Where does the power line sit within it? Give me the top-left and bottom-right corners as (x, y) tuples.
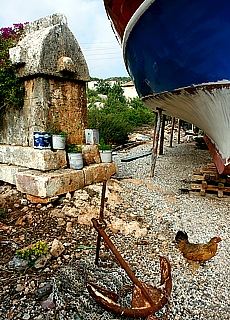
(87, 58), (122, 61)
(80, 41), (116, 45)
(83, 47), (120, 51)
(85, 53), (122, 58)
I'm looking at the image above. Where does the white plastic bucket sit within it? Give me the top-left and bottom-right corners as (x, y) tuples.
(52, 134), (66, 150)
(68, 153), (83, 169)
(99, 150), (112, 163)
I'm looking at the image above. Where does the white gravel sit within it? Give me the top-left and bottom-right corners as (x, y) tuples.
(110, 140), (230, 320)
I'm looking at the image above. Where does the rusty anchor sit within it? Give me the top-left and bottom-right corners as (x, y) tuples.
(87, 218), (172, 318)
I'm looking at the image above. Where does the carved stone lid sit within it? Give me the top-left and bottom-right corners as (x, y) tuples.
(9, 14), (90, 81)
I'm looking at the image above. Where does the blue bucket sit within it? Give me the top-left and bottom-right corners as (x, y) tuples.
(33, 132), (52, 149)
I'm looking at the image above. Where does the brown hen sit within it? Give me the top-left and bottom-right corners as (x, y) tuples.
(175, 231), (221, 266)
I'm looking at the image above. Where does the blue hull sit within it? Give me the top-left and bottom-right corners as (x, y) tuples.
(123, 0), (230, 97)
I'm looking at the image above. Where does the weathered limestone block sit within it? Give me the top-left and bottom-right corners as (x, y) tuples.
(16, 169), (85, 198)
(0, 145), (67, 171)
(10, 13), (90, 81)
(15, 163), (118, 198)
(83, 163), (118, 186)
(0, 164), (29, 185)
(82, 145), (101, 165)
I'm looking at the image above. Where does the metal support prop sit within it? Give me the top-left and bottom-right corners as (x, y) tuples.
(150, 109), (162, 177)
(169, 116), (175, 147)
(95, 180), (107, 266)
(178, 119), (182, 144)
(159, 114), (166, 155)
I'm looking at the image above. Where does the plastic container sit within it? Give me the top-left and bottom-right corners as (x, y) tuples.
(99, 150), (112, 163)
(33, 132), (51, 149)
(85, 129), (99, 144)
(68, 153), (83, 169)
(52, 134), (66, 150)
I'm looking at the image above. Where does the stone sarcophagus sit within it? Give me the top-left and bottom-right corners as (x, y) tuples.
(0, 13), (90, 179)
(0, 14), (117, 197)
(3, 13), (90, 148)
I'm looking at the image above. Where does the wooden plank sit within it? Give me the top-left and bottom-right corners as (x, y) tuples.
(189, 191), (230, 201)
(190, 163), (230, 199)
(193, 174), (205, 181)
(190, 183), (230, 193)
(113, 141), (145, 151)
(200, 188), (206, 196)
(193, 169), (203, 174)
(190, 183), (202, 190)
(218, 189), (224, 197)
(204, 173), (210, 180)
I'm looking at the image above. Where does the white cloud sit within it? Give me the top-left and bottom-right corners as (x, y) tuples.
(0, 0), (128, 78)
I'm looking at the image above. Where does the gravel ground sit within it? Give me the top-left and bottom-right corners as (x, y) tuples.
(112, 140), (230, 320)
(0, 139), (229, 320)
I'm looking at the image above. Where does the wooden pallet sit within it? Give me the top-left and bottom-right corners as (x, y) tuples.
(189, 163), (230, 200)
(193, 163), (229, 182)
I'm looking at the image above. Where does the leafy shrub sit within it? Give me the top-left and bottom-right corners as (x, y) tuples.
(0, 23), (27, 110)
(98, 138), (112, 150)
(67, 144), (82, 153)
(16, 240), (49, 260)
(88, 106), (132, 145)
(87, 81), (154, 145)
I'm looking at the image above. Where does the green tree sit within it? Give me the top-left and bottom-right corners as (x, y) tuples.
(94, 79), (111, 95)
(108, 82), (126, 104)
(87, 105), (132, 145)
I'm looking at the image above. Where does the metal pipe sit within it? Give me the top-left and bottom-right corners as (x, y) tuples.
(95, 180), (107, 265)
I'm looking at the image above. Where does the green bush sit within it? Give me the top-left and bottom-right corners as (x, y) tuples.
(16, 240), (49, 260)
(67, 144), (82, 153)
(0, 23), (27, 110)
(87, 81), (154, 145)
(88, 106), (132, 145)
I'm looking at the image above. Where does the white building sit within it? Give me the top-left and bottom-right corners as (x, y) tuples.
(88, 80), (138, 100)
(121, 81), (138, 100)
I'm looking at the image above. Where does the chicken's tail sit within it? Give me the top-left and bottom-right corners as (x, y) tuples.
(175, 230), (189, 244)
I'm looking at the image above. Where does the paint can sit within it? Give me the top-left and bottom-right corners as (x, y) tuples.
(33, 132), (52, 149)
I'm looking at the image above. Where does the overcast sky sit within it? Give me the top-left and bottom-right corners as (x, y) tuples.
(0, 0), (129, 79)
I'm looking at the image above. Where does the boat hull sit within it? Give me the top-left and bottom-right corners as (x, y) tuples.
(123, 0), (230, 97)
(104, 0), (230, 174)
(143, 82), (230, 174)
